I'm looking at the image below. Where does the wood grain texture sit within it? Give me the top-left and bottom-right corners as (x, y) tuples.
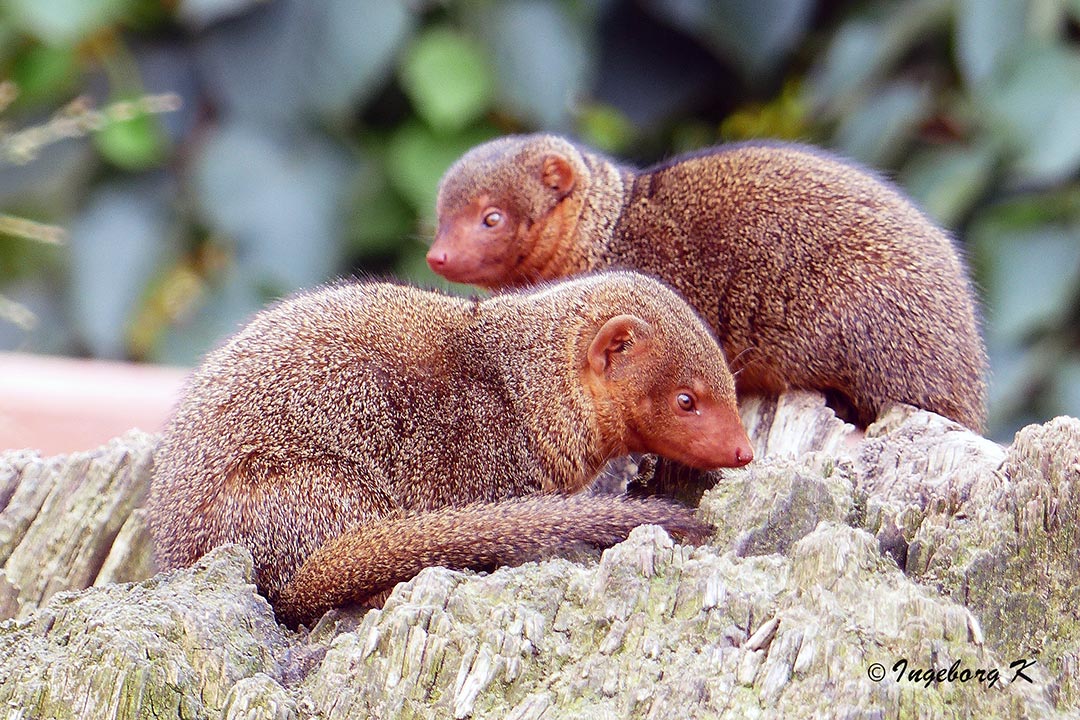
(0, 430), (158, 620)
(0, 395), (1076, 718)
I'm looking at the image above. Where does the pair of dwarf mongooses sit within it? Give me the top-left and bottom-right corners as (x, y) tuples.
(152, 134), (986, 628)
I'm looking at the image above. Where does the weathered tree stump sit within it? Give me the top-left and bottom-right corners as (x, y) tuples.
(0, 392), (1077, 718)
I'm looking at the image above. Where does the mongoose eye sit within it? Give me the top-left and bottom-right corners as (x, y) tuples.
(482, 210), (503, 228)
(676, 392), (697, 413)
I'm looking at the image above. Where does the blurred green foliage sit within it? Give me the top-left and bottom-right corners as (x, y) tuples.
(1, 0), (1079, 441)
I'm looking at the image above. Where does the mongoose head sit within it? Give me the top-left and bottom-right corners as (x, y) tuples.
(429, 134), (593, 288)
(577, 273), (754, 469)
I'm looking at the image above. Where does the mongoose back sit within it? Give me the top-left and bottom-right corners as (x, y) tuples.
(428, 134), (988, 430)
(149, 271), (751, 628)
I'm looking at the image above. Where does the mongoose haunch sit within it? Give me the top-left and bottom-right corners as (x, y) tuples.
(427, 135), (988, 430)
(149, 271), (752, 628)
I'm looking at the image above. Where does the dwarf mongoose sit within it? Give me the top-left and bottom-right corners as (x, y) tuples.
(428, 135), (987, 430)
(149, 271), (751, 627)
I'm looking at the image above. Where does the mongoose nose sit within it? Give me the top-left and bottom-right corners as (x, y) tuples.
(733, 443), (754, 467)
(426, 249), (447, 270)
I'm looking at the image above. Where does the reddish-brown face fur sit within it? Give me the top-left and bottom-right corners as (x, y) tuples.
(583, 312), (752, 470)
(636, 382), (753, 470)
(621, 360), (753, 470)
(430, 136), (591, 289)
(428, 194), (526, 287)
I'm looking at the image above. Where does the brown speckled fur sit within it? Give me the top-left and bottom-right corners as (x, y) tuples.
(149, 271), (739, 628)
(432, 135), (988, 430)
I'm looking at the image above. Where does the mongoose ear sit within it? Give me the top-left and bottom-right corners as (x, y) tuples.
(587, 314), (652, 376)
(541, 155), (576, 196)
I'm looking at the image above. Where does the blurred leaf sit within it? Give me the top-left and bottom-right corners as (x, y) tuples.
(10, 44), (79, 107)
(155, 265), (266, 366)
(977, 44), (1080, 184)
(196, 0), (415, 126)
(645, 0), (814, 80)
(385, 122), (495, 218)
(984, 340), (1044, 437)
(971, 215), (1080, 343)
(720, 79), (809, 142)
(899, 142), (999, 228)
(587, 2), (728, 131)
(666, 122), (716, 156)
(954, 0), (1029, 89)
(193, 121), (350, 293)
(807, 18), (881, 112)
(831, 81), (931, 168)
(4, 0), (134, 45)
(123, 0), (173, 30)
(576, 103), (635, 154)
(807, 0), (951, 116)
(194, 1), (305, 126)
(176, 0), (266, 28)
(967, 188), (1080, 228)
(346, 159), (416, 257)
(1026, 0), (1069, 41)
(0, 279), (72, 353)
(127, 257), (202, 359)
(305, 0), (413, 117)
(127, 43), (202, 146)
(481, 0), (593, 129)
(1049, 358), (1080, 421)
(400, 26), (494, 133)
(0, 24), (17, 66)
(93, 109), (168, 170)
(68, 175), (175, 359)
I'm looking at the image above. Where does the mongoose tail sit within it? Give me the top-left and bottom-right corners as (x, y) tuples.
(276, 494), (712, 627)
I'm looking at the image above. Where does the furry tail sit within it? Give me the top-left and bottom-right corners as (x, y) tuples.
(275, 494), (711, 627)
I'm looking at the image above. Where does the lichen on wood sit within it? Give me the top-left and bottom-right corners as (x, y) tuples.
(0, 393), (1077, 718)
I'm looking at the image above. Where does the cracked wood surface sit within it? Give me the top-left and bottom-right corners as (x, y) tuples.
(0, 393), (1077, 718)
